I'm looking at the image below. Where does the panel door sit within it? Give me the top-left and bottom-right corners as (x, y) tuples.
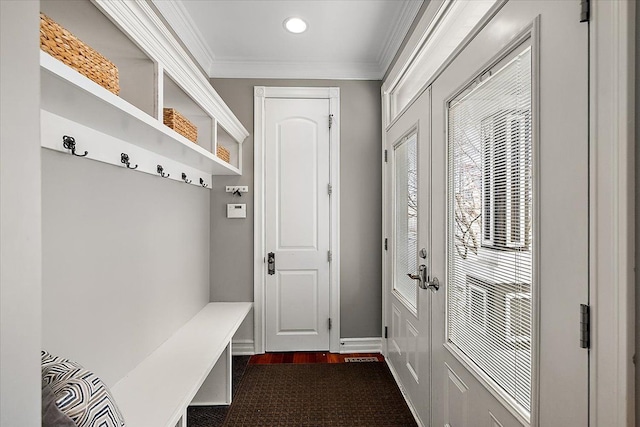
(265, 98), (331, 352)
(385, 90), (432, 425)
(430, 1), (588, 426)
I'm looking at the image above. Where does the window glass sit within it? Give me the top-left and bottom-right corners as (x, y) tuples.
(447, 46), (533, 412)
(393, 133), (418, 308)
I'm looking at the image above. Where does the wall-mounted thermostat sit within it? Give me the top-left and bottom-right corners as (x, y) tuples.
(227, 204), (246, 219)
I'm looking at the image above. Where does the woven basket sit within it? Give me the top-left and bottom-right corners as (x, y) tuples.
(40, 13), (119, 95)
(163, 108), (198, 143)
(216, 145), (230, 163)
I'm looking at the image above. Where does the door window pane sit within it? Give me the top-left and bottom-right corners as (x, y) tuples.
(447, 46), (533, 412)
(394, 133), (418, 309)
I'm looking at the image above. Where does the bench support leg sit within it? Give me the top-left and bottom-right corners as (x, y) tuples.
(190, 343), (232, 406)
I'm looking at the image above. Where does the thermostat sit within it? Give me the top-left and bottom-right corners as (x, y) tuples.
(227, 204), (246, 219)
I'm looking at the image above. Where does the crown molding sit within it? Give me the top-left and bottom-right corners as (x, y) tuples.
(150, 0), (216, 76)
(377, 0), (424, 75)
(211, 59), (383, 80)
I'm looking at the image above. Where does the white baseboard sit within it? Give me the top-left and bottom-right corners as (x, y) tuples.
(232, 339), (255, 356)
(339, 337), (383, 354)
(385, 359), (425, 427)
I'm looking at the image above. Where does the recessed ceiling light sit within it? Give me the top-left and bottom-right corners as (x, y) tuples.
(284, 17), (307, 34)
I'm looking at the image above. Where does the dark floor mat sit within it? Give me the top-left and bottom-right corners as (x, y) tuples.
(222, 362), (417, 427)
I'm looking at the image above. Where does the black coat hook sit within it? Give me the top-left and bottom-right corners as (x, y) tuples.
(199, 178), (208, 188)
(120, 153), (138, 170)
(181, 173), (192, 184)
(62, 135), (88, 157)
(157, 164), (170, 178)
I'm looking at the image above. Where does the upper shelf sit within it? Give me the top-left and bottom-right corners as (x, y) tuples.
(41, 51), (241, 176)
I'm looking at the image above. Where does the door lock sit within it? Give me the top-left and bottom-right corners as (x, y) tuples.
(267, 252), (275, 275)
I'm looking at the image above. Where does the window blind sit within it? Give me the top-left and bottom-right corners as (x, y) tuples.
(393, 133), (418, 308)
(447, 46), (533, 412)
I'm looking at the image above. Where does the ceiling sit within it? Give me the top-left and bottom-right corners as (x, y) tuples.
(152, 0), (424, 80)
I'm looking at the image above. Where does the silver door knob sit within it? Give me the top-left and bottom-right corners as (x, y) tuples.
(427, 276), (440, 292)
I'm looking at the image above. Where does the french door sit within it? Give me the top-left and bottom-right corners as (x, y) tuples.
(430, 1), (588, 426)
(385, 90), (432, 424)
(384, 1), (589, 426)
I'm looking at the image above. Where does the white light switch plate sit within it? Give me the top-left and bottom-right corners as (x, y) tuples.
(227, 204), (246, 218)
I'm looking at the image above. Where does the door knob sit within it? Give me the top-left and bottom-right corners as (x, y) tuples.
(408, 264), (440, 291)
(267, 252), (275, 275)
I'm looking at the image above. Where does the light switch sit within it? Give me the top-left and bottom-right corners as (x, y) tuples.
(227, 204), (246, 218)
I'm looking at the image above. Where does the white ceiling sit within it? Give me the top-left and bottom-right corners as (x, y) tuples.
(152, 0), (424, 80)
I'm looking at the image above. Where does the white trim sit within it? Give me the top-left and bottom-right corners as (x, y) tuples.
(253, 86), (341, 354)
(211, 59), (383, 80)
(231, 339), (255, 356)
(589, 1), (636, 426)
(339, 338), (383, 354)
(381, 84), (389, 357)
(150, 0), (216, 77)
(377, 1), (425, 75)
(92, 0), (249, 146)
(385, 358), (425, 427)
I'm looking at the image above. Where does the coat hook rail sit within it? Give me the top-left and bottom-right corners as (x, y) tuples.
(62, 135), (88, 157)
(182, 173), (192, 184)
(157, 164), (170, 178)
(120, 153), (138, 170)
(199, 178), (208, 188)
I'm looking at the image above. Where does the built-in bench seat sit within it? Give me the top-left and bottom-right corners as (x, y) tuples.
(110, 302), (252, 427)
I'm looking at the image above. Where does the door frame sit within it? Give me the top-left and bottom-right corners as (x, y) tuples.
(253, 86), (341, 354)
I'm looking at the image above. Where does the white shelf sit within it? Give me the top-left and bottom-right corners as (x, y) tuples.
(40, 51), (241, 176)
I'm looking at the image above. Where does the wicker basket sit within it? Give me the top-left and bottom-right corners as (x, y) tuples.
(40, 13), (120, 95)
(163, 108), (198, 143)
(216, 145), (230, 163)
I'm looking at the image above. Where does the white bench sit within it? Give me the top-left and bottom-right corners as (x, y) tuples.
(110, 302), (252, 427)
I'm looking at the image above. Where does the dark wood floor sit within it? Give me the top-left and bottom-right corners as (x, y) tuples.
(249, 352), (384, 364)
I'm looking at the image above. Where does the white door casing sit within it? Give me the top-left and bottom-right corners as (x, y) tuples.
(254, 87), (341, 354)
(430, 2), (588, 427)
(265, 97), (330, 351)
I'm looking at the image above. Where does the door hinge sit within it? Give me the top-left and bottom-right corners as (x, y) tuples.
(327, 250), (332, 262)
(328, 318), (332, 330)
(580, 304), (590, 349)
(329, 114), (334, 129)
(328, 184), (332, 195)
(384, 238), (388, 251)
(384, 326), (388, 339)
(384, 149), (388, 163)
(580, 0), (589, 22)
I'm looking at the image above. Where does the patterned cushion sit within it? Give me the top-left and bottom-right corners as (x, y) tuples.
(41, 350), (126, 427)
(42, 381), (77, 427)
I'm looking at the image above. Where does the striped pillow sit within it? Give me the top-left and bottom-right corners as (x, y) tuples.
(41, 351), (126, 427)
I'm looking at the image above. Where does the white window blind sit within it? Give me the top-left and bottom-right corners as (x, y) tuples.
(447, 46), (533, 412)
(393, 133), (418, 308)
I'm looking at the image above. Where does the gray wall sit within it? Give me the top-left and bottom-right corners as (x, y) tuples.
(0, 2), (42, 425)
(209, 79), (383, 340)
(41, 150), (211, 386)
(635, 0), (640, 426)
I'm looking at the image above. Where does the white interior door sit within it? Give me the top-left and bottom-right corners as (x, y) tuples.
(265, 97), (331, 352)
(385, 90), (432, 425)
(430, 1), (588, 426)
